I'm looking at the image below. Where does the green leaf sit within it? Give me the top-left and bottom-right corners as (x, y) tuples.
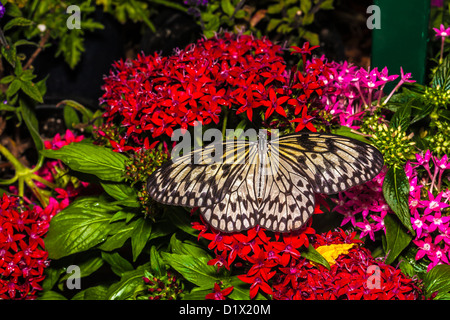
(6, 79), (21, 98)
(97, 219), (136, 252)
(226, 276), (252, 300)
(106, 264), (149, 300)
(267, 3), (283, 14)
(382, 166), (414, 233)
(390, 101), (412, 131)
(162, 252), (219, 289)
(0, 75), (15, 84)
(332, 126), (372, 144)
(1, 45), (16, 67)
(63, 104), (81, 129)
(383, 213), (412, 265)
(267, 18), (282, 32)
(3, 17), (34, 30)
(58, 100), (94, 122)
(72, 285), (109, 300)
(300, 245), (331, 270)
(424, 265), (450, 299)
(41, 143), (128, 182)
(149, 246), (166, 278)
(166, 207), (198, 236)
(56, 31), (85, 69)
(20, 80), (44, 103)
(20, 99), (44, 151)
(38, 290), (68, 300)
(101, 251), (134, 277)
(100, 181), (139, 206)
(45, 197), (120, 259)
(221, 0), (234, 16)
(59, 255), (104, 282)
(432, 54), (450, 91)
(131, 218), (152, 261)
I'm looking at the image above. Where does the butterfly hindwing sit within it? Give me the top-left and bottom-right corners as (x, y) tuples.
(258, 145), (316, 232)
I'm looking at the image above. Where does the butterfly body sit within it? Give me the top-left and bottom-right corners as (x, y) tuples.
(147, 132), (383, 233)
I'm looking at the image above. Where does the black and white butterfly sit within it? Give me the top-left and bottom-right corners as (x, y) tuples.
(147, 131), (383, 233)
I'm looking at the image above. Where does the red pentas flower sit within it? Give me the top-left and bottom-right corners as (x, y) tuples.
(192, 211), (318, 299)
(272, 229), (423, 300)
(0, 194), (63, 299)
(100, 33), (330, 152)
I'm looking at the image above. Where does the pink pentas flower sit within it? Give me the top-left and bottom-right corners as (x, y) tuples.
(433, 24), (450, 38)
(427, 247), (449, 272)
(44, 129), (84, 150)
(411, 211), (428, 238)
(421, 191), (449, 215)
(355, 219), (377, 241)
(434, 154), (450, 170)
(426, 211), (450, 233)
(413, 236), (434, 260)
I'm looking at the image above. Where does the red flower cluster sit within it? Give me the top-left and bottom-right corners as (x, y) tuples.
(272, 229), (423, 300)
(0, 194), (63, 299)
(192, 215), (317, 299)
(101, 33), (329, 152)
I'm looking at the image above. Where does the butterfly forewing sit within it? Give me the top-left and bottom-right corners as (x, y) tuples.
(147, 139), (254, 208)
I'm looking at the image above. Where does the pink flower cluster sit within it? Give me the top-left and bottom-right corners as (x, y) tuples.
(314, 59), (413, 129)
(407, 151), (450, 271)
(333, 166), (391, 241)
(333, 150), (450, 272)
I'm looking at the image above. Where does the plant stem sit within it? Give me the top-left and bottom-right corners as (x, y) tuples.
(24, 29), (50, 70)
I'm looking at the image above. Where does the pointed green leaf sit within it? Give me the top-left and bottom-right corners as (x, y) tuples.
(20, 80), (44, 103)
(100, 181), (139, 206)
(432, 54), (450, 91)
(131, 218), (152, 261)
(149, 246), (166, 278)
(72, 285), (108, 300)
(20, 99), (44, 151)
(382, 166), (414, 233)
(424, 264), (450, 299)
(300, 245), (330, 270)
(3, 17), (34, 31)
(106, 264), (149, 300)
(101, 251), (134, 277)
(161, 252), (219, 289)
(384, 213), (412, 264)
(41, 143), (127, 182)
(97, 219), (136, 252)
(45, 197), (120, 259)
(221, 0), (234, 16)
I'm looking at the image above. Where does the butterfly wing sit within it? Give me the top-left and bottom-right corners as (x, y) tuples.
(275, 133), (384, 195)
(147, 139), (258, 209)
(199, 152), (260, 232)
(258, 144), (316, 232)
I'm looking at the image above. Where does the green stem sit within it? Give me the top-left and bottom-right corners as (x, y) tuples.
(0, 144), (26, 171)
(30, 173), (56, 189)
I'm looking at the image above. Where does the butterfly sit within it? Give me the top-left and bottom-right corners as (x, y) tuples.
(147, 131), (384, 233)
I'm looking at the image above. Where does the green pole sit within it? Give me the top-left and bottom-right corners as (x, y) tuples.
(371, 0), (430, 88)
